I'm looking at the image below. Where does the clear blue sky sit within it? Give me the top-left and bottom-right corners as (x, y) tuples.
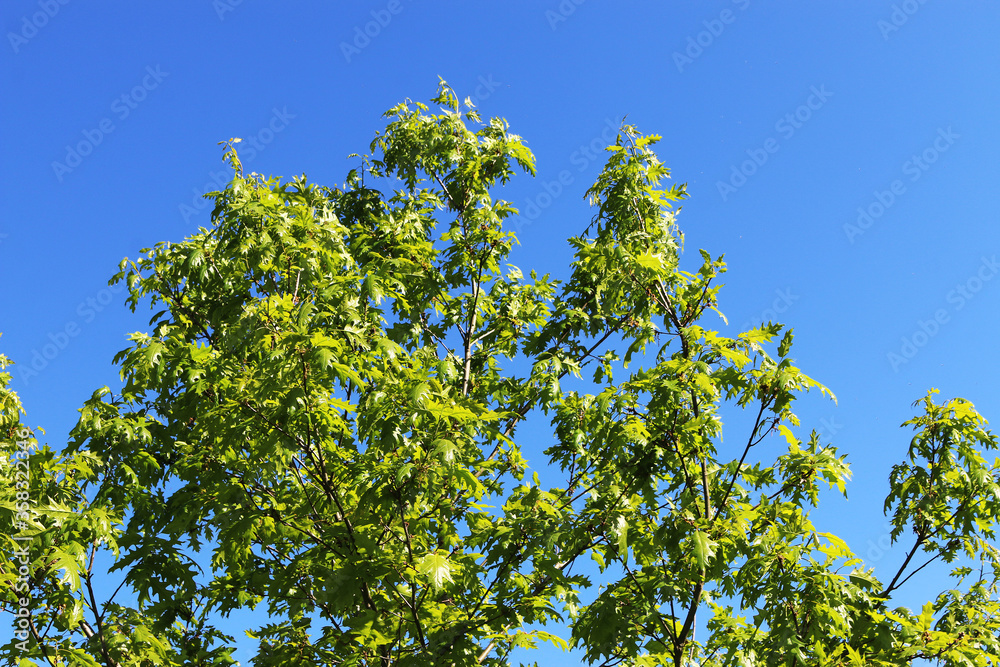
(2, 1), (999, 664)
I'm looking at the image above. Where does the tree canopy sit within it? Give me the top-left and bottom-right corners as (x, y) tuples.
(4, 81), (1000, 666)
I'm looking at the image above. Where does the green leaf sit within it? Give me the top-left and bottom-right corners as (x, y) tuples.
(613, 515), (629, 554)
(778, 328), (794, 358)
(692, 530), (716, 571)
(417, 552), (454, 591)
(634, 252), (663, 271)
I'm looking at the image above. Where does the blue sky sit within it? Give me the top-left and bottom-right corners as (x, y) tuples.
(2, 1), (999, 664)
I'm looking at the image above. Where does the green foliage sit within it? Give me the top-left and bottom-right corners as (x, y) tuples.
(4, 82), (1000, 666)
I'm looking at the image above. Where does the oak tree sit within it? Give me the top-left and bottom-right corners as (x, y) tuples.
(3, 81), (1000, 666)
